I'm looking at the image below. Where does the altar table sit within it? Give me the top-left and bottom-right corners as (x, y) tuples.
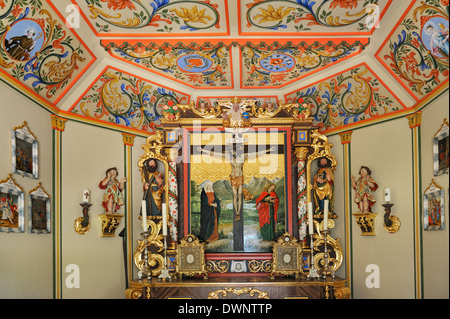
(125, 276), (350, 299)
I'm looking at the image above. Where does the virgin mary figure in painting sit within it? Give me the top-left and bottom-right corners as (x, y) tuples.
(199, 182), (221, 243)
(256, 184), (279, 241)
(99, 167), (127, 214)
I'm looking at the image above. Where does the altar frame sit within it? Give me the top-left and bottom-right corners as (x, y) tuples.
(133, 97), (344, 280)
(182, 127), (295, 251)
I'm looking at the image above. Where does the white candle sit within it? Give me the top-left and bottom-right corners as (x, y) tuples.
(141, 200), (147, 232)
(324, 199), (329, 230)
(82, 190), (90, 203)
(162, 203), (167, 236)
(308, 202), (314, 234)
(384, 188), (391, 202)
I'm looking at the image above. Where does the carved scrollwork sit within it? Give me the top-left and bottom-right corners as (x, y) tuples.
(208, 287), (270, 299)
(134, 219), (165, 276)
(311, 220), (343, 275)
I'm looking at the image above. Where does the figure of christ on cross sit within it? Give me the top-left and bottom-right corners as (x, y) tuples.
(197, 134), (275, 251)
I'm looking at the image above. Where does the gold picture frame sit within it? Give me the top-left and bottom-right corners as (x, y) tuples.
(176, 234), (208, 279)
(269, 233), (303, 279)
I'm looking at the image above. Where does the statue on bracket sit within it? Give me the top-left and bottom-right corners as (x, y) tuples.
(99, 167), (127, 214)
(351, 166), (378, 213)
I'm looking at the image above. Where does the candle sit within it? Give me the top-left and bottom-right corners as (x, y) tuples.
(324, 199), (329, 230)
(82, 190), (90, 203)
(308, 202), (314, 234)
(141, 200), (147, 232)
(162, 203), (167, 236)
(384, 188), (391, 202)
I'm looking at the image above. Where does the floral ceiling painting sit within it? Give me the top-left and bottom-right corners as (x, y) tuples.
(73, 0), (230, 36)
(0, 0), (95, 105)
(0, 0), (448, 136)
(284, 62), (408, 133)
(68, 66), (191, 132)
(240, 39), (368, 89)
(101, 40), (234, 89)
(376, 0), (449, 102)
(240, 0), (394, 35)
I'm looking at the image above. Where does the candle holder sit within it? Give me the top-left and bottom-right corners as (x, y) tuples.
(74, 203), (91, 235)
(138, 230), (152, 281)
(382, 203), (400, 233)
(307, 233), (320, 280)
(158, 234), (172, 281)
(320, 230), (334, 280)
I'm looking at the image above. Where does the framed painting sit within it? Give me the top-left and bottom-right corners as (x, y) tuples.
(423, 180), (445, 231)
(433, 119), (449, 176)
(186, 127), (293, 254)
(176, 234), (208, 279)
(0, 175), (25, 233)
(28, 183), (51, 234)
(12, 122), (38, 179)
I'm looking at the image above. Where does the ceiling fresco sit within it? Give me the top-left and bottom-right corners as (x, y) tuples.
(284, 62), (407, 133)
(375, 0), (449, 102)
(239, 0), (393, 35)
(72, 0), (230, 36)
(68, 66), (191, 132)
(0, 0), (95, 105)
(0, 0), (448, 135)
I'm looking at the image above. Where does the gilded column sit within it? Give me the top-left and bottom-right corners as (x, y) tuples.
(51, 114), (67, 300)
(339, 130), (353, 298)
(122, 132), (135, 284)
(168, 147), (179, 242)
(295, 147), (309, 242)
(407, 111), (423, 299)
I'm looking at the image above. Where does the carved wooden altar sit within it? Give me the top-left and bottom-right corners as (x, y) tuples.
(127, 97), (347, 299)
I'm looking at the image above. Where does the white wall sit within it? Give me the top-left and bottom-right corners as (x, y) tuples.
(421, 91), (449, 299)
(0, 80), (448, 299)
(0, 82), (53, 299)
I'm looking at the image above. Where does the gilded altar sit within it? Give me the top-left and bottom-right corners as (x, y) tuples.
(126, 97), (347, 299)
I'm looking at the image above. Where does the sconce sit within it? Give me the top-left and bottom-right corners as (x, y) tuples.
(382, 203), (400, 233)
(75, 202), (91, 235)
(74, 190), (92, 235)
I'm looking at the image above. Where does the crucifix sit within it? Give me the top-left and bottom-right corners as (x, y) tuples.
(197, 99), (276, 250)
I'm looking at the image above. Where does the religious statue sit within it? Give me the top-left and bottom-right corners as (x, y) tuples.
(142, 158), (165, 216)
(99, 167), (127, 214)
(199, 182), (221, 243)
(256, 184), (279, 241)
(222, 99), (251, 128)
(313, 157), (334, 215)
(351, 166), (378, 213)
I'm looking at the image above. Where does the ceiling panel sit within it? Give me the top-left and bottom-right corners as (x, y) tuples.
(0, 0), (96, 105)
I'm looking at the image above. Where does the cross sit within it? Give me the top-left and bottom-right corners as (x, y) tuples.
(198, 132), (275, 251)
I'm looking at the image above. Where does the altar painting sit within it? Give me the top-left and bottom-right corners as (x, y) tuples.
(188, 129), (289, 253)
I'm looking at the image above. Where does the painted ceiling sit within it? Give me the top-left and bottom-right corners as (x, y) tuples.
(0, 0), (448, 136)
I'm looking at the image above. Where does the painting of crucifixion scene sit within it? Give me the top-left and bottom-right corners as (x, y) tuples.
(189, 129), (288, 253)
